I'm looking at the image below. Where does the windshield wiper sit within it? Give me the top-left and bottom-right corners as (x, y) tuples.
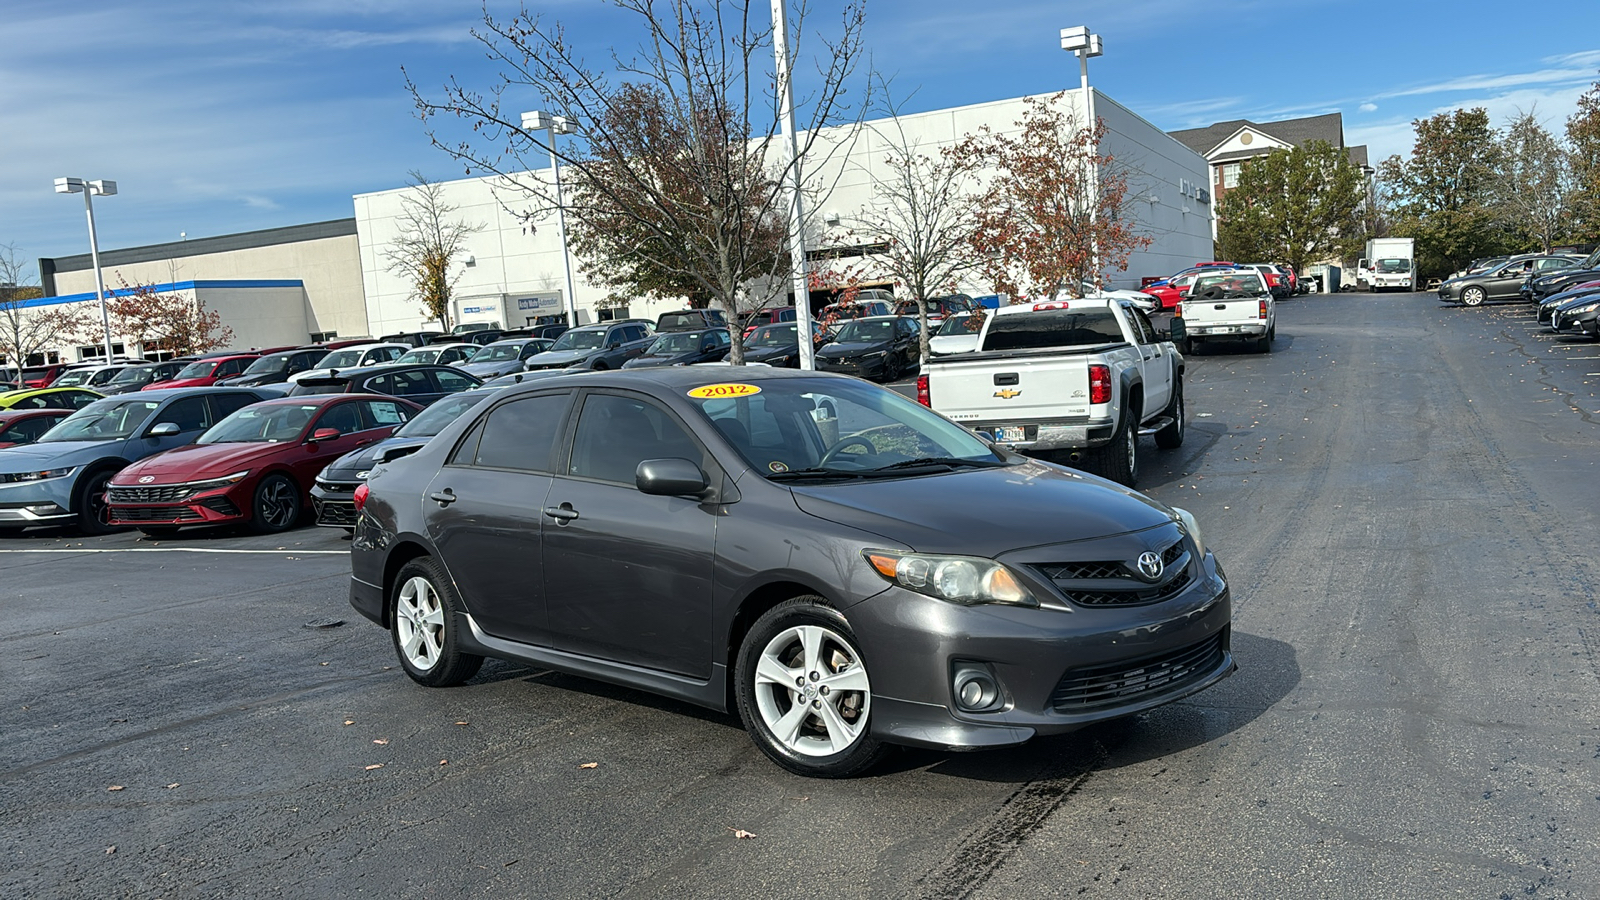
(766, 468), (875, 482)
(873, 456), (1010, 472)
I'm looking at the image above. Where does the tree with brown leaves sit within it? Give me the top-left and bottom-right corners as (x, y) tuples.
(955, 93), (1151, 303)
(0, 244), (92, 377)
(108, 277), (233, 357)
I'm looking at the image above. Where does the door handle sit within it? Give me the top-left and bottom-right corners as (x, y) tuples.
(543, 504), (579, 523)
(429, 489), (456, 506)
(355, 438), (376, 448)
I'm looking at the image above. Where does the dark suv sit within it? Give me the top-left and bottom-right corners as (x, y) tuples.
(523, 322), (657, 370)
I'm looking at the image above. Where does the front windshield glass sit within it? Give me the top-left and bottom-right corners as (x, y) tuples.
(41, 400), (160, 442)
(174, 361), (215, 379)
(552, 330), (606, 351)
(1375, 258), (1410, 273)
(199, 403), (322, 444)
(477, 343), (524, 362)
(647, 332), (704, 354)
(833, 320), (896, 344)
(690, 377), (1000, 478)
(396, 392), (489, 438)
(748, 324), (797, 348)
(109, 366), (157, 386)
(242, 353), (293, 375)
(935, 314), (978, 336)
(1191, 272), (1268, 298)
(318, 350), (362, 368)
(396, 348), (440, 365)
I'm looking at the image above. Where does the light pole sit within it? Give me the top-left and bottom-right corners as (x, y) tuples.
(1060, 27), (1104, 287)
(520, 111), (580, 327)
(771, 0), (816, 370)
(53, 176), (118, 361)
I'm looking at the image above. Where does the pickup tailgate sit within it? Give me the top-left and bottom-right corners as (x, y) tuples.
(1184, 298), (1261, 326)
(927, 353), (1092, 428)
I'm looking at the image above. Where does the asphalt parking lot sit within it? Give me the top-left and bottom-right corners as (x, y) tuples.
(5, 292), (1600, 898)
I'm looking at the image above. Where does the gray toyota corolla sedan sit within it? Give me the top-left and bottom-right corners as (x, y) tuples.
(347, 368), (1234, 777)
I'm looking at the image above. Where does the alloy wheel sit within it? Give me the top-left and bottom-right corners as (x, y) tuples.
(259, 480), (295, 527)
(395, 575), (446, 672)
(752, 624), (871, 757)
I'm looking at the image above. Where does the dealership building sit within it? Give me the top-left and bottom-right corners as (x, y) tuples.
(31, 87), (1213, 361)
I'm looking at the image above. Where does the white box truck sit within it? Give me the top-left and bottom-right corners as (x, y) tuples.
(1356, 238), (1417, 292)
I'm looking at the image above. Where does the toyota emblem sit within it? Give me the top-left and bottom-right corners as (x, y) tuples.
(138, 475), (156, 484)
(1135, 551), (1164, 582)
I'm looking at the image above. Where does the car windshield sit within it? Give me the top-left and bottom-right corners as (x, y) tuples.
(935, 314), (979, 336)
(1375, 259), (1410, 273)
(658, 313), (706, 330)
(108, 367), (157, 386)
(748, 324), (797, 348)
(552, 330), (607, 351)
(200, 403), (322, 443)
(396, 348), (440, 365)
(647, 332), (705, 354)
(690, 377), (1001, 478)
(242, 353), (293, 375)
(40, 400), (161, 442)
(395, 392), (489, 438)
(833, 320), (895, 343)
(51, 370), (95, 387)
(1191, 273), (1268, 298)
(318, 350), (363, 368)
(175, 360), (216, 379)
(476, 343), (525, 362)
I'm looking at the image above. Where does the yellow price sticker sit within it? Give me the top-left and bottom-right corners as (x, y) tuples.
(687, 383), (762, 399)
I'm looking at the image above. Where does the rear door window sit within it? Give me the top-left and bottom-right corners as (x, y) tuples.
(432, 369), (477, 394)
(359, 399), (412, 429)
(469, 393), (573, 472)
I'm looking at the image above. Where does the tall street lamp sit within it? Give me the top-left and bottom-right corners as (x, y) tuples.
(771, 0), (816, 370)
(1060, 26), (1104, 283)
(520, 111), (580, 328)
(53, 176), (118, 361)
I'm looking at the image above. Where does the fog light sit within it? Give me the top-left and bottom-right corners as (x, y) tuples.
(952, 663), (1004, 712)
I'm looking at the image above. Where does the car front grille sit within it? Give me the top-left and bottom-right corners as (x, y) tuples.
(109, 505), (205, 523)
(315, 499), (358, 526)
(108, 484), (196, 503)
(1035, 541), (1189, 608)
(1050, 629), (1227, 712)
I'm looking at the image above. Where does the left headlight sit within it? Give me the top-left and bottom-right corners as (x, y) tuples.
(1171, 506), (1206, 559)
(0, 467), (76, 484)
(863, 550), (1037, 607)
(187, 470), (251, 492)
(1566, 301), (1600, 316)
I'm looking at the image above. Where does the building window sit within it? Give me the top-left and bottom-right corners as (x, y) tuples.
(77, 343), (127, 361)
(311, 331), (339, 342)
(1221, 163), (1241, 189)
(597, 307), (630, 322)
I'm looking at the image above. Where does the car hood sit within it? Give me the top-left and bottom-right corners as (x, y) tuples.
(817, 341), (890, 359)
(785, 459), (1175, 556)
(744, 345), (799, 362)
(320, 437), (428, 482)
(148, 377), (211, 390)
(526, 349), (595, 368)
(0, 440), (122, 473)
(115, 442), (283, 484)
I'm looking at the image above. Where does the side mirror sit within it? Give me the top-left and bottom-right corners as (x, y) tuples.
(636, 458), (710, 498)
(1169, 318), (1187, 340)
(148, 422), (181, 437)
(309, 427), (342, 443)
(608, 340), (623, 349)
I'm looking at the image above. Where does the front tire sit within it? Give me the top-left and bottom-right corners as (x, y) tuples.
(249, 473), (302, 534)
(735, 598), (887, 778)
(74, 468), (122, 536)
(1462, 286), (1486, 307)
(391, 557), (484, 687)
(1154, 382), (1185, 449)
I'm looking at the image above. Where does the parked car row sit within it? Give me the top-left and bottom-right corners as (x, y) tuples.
(1437, 252), (1588, 306)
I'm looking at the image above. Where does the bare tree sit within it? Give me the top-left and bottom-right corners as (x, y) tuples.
(384, 172), (483, 331)
(840, 87), (983, 362)
(1497, 110), (1575, 252)
(953, 93), (1151, 304)
(0, 244), (91, 380)
(404, 0), (868, 364)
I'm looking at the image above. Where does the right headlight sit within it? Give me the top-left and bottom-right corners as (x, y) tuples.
(863, 550), (1037, 607)
(1566, 301), (1600, 316)
(1171, 506), (1206, 559)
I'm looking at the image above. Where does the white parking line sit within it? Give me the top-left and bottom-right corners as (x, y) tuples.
(0, 548), (347, 555)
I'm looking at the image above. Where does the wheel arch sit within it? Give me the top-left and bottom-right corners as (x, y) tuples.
(71, 458), (129, 510)
(380, 537), (438, 629)
(723, 577), (840, 711)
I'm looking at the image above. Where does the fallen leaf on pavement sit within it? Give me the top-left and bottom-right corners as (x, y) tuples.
(453, 721), (469, 726)
(107, 785), (124, 792)
(439, 759), (448, 766)
(728, 827), (757, 840)
(105, 846), (116, 855)
(578, 762), (599, 769)
(166, 783), (180, 789)
(343, 720), (354, 726)
(373, 739), (389, 745)
(364, 764), (384, 771)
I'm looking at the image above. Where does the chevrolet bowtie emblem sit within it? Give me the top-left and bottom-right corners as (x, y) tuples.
(993, 388), (1022, 399)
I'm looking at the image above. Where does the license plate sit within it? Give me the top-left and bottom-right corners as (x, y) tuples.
(996, 426), (1027, 442)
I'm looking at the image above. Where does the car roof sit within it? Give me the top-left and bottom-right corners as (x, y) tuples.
(0, 407), (71, 419)
(4, 386), (101, 398)
(321, 342), (409, 352)
(298, 363), (479, 383)
(991, 297), (1117, 317)
(118, 386), (274, 402)
(478, 338), (538, 348)
(246, 393), (362, 408)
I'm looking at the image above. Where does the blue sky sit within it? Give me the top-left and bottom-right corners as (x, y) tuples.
(4, 0), (1598, 282)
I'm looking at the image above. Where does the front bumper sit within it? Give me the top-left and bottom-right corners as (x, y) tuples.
(817, 356), (889, 380)
(0, 477), (77, 526)
(311, 480), (360, 527)
(847, 549), (1234, 751)
(106, 484), (247, 528)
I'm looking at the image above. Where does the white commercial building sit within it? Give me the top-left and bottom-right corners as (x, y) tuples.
(354, 87), (1214, 334)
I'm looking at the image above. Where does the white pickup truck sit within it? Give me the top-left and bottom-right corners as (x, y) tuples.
(1171, 268), (1276, 354)
(917, 297), (1184, 486)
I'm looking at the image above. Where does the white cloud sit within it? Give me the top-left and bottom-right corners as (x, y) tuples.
(1359, 102), (1378, 113)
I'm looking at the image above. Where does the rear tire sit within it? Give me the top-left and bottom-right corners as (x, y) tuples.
(391, 556), (484, 687)
(1093, 413), (1138, 487)
(1154, 382), (1184, 449)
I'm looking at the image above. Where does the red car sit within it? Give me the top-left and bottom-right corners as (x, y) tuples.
(144, 354), (259, 391)
(0, 408), (73, 447)
(106, 394), (422, 535)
